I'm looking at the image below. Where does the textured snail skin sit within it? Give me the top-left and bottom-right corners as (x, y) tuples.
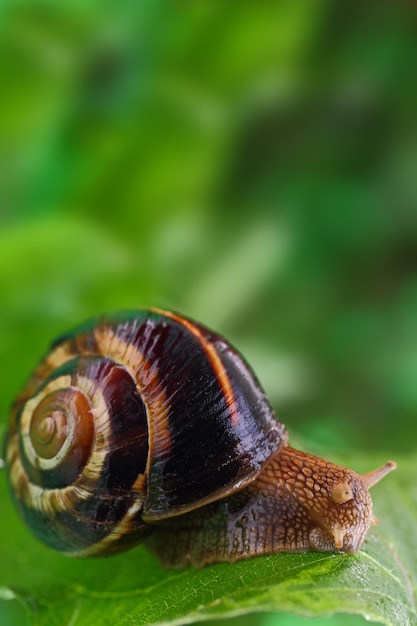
(147, 447), (386, 568)
(5, 309), (396, 568)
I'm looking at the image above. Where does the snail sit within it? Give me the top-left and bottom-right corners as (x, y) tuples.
(5, 309), (396, 568)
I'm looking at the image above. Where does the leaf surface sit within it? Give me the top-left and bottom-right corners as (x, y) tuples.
(0, 452), (415, 626)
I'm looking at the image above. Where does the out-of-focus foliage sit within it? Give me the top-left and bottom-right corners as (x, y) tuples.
(0, 1), (416, 625)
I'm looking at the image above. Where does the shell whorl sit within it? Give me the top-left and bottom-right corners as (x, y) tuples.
(7, 350), (151, 555)
(6, 310), (285, 556)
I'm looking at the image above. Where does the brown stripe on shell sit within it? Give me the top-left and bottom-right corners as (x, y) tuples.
(93, 320), (173, 474)
(151, 308), (239, 427)
(93, 319), (148, 372)
(71, 496), (149, 556)
(135, 349), (172, 478)
(140, 308), (284, 520)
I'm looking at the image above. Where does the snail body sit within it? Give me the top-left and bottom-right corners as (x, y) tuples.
(5, 309), (395, 568)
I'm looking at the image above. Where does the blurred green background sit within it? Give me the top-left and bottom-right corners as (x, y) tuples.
(0, 1), (416, 625)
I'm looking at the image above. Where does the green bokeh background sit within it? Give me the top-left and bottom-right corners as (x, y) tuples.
(1, 1), (416, 625)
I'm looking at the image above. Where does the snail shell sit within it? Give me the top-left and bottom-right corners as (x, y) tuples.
(5, 309), (395, 567)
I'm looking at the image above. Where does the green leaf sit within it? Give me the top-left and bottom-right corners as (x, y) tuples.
(0, 451), (415, 626)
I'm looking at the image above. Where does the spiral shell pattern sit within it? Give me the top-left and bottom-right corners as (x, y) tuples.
(6, 309), (285, 556)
